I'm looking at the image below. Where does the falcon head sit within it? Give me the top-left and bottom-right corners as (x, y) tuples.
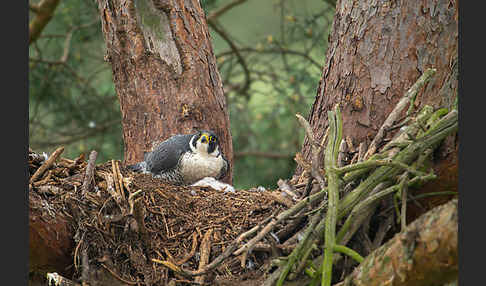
(190, 130), (221, 157)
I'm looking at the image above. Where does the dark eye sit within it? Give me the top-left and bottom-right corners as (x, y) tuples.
(209, 136), (215, 142)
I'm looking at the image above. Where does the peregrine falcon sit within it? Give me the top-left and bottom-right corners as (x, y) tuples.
(127, 130), (229, 185)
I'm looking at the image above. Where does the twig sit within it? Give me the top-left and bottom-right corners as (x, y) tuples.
(363, 68), (436, 160)
(195, 229), (213, 284)
(175, 232), (198, 265)
(301, 176), (314, 198)
(111, 160), (123, 202)
(399, 173), (409, 231)
(102, 172), (123, 205)
(81, 150), (98, 196)
(30, 146), (64, 183)
(73, 235), (84, 271)
(357, 142), (367, 162)
(32, 170), (53, 187)
(100, 263), (138, 285)
(208, 20), (251, 96)
(115, 160), (126, 202)
(371, 215), (394, 251)
(269, 191), (294, 208)
(206, 0), (248, 22)
(296, 114), (327, 188)
(337, 139), (347, 167)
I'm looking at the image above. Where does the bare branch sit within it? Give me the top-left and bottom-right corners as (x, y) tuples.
(206, 0), (248, 22)
(29, 0), (61, 45)
(208, 20), (251, 96)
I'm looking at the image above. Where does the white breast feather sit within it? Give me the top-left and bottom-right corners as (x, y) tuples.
(180, 152), (225, 184)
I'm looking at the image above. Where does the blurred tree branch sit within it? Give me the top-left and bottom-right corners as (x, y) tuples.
(207, 0), (248, 22)
(29, 0), (61, 45)
(208, 19), (252, 97)
(29, 19), (99, 66)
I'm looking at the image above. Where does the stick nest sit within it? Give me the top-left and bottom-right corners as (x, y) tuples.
(29, 149), (287, 285)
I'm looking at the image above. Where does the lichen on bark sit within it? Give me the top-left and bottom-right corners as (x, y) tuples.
(134, 0), (182, 74)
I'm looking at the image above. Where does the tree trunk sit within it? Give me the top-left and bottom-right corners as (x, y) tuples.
(296, 0), (458, 216)
(96, 0), (233, 183)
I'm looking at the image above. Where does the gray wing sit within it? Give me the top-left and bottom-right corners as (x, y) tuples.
(217, 155), (229, 180)
(145, 134), (194, 175)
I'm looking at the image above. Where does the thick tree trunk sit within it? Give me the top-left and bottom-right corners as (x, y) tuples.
(296, 0), (458, 216)
(96, 0), (233, 183)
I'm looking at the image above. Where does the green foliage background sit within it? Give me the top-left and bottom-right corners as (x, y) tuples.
(29, 0), (334, 189)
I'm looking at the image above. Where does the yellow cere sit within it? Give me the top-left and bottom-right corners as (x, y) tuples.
(200, 133), (216, 143)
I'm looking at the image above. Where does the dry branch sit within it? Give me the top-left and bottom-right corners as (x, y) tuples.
(195, 229), (213, 284)
(81, 150), (97, 196)
(30, 146), (64, 183)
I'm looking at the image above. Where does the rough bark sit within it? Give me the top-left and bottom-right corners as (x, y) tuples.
(96, 0), (233, 183)
(296, 0), (458, 214)
(338, 199), (458, 286)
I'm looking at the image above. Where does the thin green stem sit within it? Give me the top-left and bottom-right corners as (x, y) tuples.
(335, 159), (426, 177)
(320, 105), (342, 286)
(399, 174), (409, 231)
(407, 68), (437, 116)
(332, 244), (364, 263)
